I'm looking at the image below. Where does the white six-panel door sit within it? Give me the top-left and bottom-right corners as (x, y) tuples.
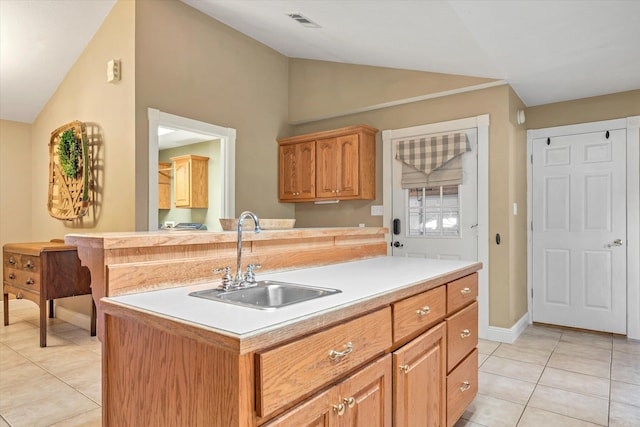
(532, 129), (627, 334)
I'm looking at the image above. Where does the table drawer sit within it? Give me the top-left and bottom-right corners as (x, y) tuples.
(256, 307), (392, 417)
(446, 348), (478, 427)
(392, 285), (445, 343)
(446, 301), (477, 372)
(4, 268), (40, 292)
(447, 273), (477, 314)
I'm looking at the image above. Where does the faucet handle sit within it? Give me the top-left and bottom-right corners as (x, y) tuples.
(245, 264), (262, 284)
(214, 266), (233, 289)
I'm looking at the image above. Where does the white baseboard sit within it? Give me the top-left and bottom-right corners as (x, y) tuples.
(486, 312), (530, 343)
(55, 305), (92, 332)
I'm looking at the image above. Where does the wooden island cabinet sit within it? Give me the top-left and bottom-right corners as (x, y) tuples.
(99, 267), (479, 426)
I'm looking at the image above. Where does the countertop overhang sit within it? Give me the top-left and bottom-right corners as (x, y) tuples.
(102, 256), (481, 354)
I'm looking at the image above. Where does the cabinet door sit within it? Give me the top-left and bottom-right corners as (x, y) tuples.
(173, 159), (191, 207)
(316, 138), (338, 198)
(279, 142), (315, 201)
(335, 134), (359, 198)
(158, 162), (171, 209)
(338, 355), (391, 427)
(393, 322), (446, 427)
(264, 388), (333, 427)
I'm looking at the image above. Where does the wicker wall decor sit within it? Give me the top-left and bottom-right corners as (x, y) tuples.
(48, 120), (91, 220)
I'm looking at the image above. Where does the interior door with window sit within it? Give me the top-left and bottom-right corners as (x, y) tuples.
(391, 128), (478, 261)
(532, 129), (627, 334)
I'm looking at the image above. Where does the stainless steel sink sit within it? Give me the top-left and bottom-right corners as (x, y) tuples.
(189, 280), (341, 310)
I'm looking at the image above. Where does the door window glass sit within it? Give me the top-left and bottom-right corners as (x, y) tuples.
(408, 185), (459, 237)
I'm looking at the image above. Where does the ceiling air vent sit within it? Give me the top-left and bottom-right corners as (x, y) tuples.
(287, 13), (321, 28)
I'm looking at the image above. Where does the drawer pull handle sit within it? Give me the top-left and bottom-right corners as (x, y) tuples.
(344, 397), (355, 408)
(399, 364), (410, 374)
(461, 287), (472, 295)
(329, 341), (353, 361)
(9, 273), (16, 280)
(9, 257), (16, 265)
(460, 381), (471, 392)
(460, 329), (471, 338)
(25, 260), (34, 269)
(333, 402), (346, 416)
(416, 306), (431, 317)
(26, 278), (35, 285)
(16, 292), (23, 299)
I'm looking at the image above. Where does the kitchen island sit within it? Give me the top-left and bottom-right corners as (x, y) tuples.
(100, 255), (481, 426)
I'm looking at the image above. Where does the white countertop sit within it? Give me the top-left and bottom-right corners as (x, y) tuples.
(107, 256), (478, 339)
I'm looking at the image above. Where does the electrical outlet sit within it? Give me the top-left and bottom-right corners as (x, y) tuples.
(370, 205), (383, 216)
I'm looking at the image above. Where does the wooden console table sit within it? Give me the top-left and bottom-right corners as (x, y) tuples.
(2, 241), (96, 347)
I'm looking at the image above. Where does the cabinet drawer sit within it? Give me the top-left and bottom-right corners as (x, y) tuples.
(446, 348), (478, 427)
(256, 307), (392, 417)
(447, 273), (477, 314)
(392, 285), (445, 343)
(3, 268), (40, 292)
(446, 301), (478, 372)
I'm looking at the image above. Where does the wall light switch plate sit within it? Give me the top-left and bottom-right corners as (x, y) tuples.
(513, 203), (518, 215)
(370, 205), (383, 216)
(107, 59), (121, 83)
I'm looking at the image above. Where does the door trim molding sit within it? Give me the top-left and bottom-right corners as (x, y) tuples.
(527, 116), (640, 339)
(382, 114), (490, 339)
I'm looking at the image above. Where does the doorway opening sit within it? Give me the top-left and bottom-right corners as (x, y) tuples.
(147, 108), (236, 231)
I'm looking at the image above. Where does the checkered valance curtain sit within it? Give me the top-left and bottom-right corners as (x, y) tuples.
(395, 132), (470, 189)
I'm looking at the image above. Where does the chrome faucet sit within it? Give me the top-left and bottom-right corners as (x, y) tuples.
(235, 211), (261, 285)
(214, 211), (262, 290)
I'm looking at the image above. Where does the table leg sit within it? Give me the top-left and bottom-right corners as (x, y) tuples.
(49, 299), (55, 318)
(90, 299), (97, 337)
(40, 301), (47, 347)
(3, 293), (8, 326)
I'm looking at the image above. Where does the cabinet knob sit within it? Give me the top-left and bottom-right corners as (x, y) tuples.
(460, 329), (471, 338)
(328, 341), (353, 361)
(8, 257), (16, 265)
(398, 364), (410, 374)
(333, 402), (346, 416)
(460, 287), (472, 295)
(9, 273), (15, 280)
(26, 278), (35, 286)
(344, 396), (355, 408)
(25, 260), (34, 269)
(416, 306), (431, 317)
(16, 292), (23, 299)
(460, 380), (471, 392)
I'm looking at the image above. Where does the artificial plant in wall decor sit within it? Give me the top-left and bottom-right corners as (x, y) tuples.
(48, 120), (91, 220)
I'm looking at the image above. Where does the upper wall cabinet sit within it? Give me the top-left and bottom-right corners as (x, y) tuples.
(170, 155), (209, 208)
(158, 162), (172, 210)
(278, 125), (377, 202)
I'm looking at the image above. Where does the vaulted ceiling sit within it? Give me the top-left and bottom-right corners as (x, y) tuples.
(2, 0), (639, 123)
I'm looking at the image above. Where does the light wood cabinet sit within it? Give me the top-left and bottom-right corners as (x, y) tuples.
(278, 141), (316, 201)
(158, 162), (171, 209)
(100, 265), (480, 426)
(393, 322), (446, 427)
(277, 125), (377, 202)
(170, 155), (209, 208)
(266, 355), (392, 427)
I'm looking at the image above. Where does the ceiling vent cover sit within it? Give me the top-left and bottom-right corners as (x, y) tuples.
(287, 13), (321, 28)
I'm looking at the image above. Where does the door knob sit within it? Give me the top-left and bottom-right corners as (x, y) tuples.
(606, 239), (623, 248)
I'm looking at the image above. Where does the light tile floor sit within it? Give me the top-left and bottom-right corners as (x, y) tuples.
(1, 299), (639, 426)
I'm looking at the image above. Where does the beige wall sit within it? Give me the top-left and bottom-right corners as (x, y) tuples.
(287, 58), (528, 328)
(25, 0), (135, 316)
(526, 90), (640, 129)
(0, 120), (32, 282)
(133, 0), (293, 230)
(289, 58), (497, 124)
